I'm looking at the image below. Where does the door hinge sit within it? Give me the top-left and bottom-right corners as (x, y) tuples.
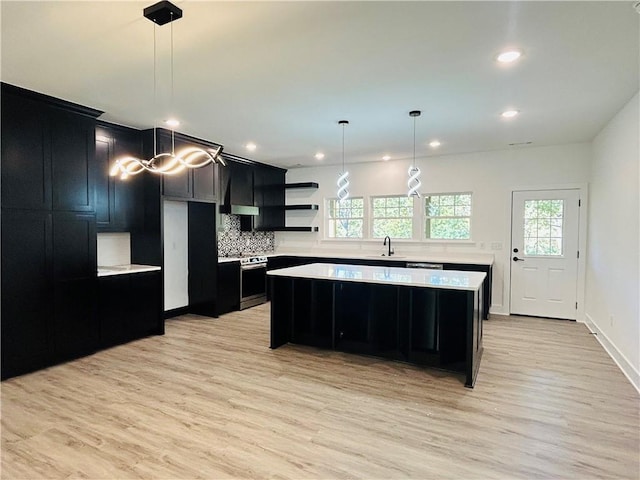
(578, 199), (581, 207)
(577, 250), (580, 259)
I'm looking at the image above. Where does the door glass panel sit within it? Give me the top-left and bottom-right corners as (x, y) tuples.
(523, 199), (563, 256)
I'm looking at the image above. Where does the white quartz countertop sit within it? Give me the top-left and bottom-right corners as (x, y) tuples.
(97, 264), (161, 277)
(267, 263), (486, 291)
(219, 251), (494, 266)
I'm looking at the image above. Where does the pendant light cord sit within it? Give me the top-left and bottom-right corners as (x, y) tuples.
(153, 22), (157, 157)
(342, 122), (345, 172)
(170, 12), (175, 155)
(413, 114), (416, 168)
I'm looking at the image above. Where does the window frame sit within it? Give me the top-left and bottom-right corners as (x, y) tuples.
(325, 196), (365, 239)
(423, 192), (473, 241)
(369, 194), (416, 240)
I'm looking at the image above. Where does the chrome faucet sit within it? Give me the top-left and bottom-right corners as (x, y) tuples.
(383, 236), (394, 256)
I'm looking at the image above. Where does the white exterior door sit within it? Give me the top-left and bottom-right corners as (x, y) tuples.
(510, 189), (580, 319)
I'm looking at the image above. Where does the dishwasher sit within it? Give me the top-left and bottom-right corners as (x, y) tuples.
(406, 262), (443, 269)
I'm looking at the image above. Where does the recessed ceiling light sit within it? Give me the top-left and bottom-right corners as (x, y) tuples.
(501, 110), (519, 118)
(315, 152), (325, 160)
(165, 118), (180, 127)
(429, 140), (441, 148)
(496, 50), (522, 63)
(382, 155), (391, 161)
(246, 142), (257, 151)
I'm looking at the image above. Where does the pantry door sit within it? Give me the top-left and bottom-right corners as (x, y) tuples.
(510, 189), (580, 319)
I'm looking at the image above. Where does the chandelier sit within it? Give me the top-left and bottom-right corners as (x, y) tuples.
(110, 1), (225, 180)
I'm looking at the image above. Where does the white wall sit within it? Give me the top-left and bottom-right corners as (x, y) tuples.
(585, 92), (639, 389)
(163, 200), (189, 311)
(96, 232), (131, 266)
(277, 142), (592, 315)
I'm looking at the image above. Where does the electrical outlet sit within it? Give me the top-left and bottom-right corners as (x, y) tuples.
(490, 242), (503, 250)
(479, 242), (485, 249)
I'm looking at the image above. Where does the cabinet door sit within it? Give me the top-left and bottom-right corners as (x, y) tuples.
(230, 162), (254, 205)
(53, 212), (97, 280)
(192, 163), (217, 202)
(51, 108), (96, 212)
(188, 203), (217, 316)
(95, 134), (114, 226)
(53, 277), (98, 358)
(258, 166), (285, 230)
(129, 272), (162, 337)
(1, 210), (53, 379)
(1, 91), (51, 210)
(161, 136), (192, 199)
(98, 275), (129, 346)
(217, 262), (240, 315)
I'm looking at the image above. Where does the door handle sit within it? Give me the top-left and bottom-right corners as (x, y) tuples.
(513, 256), (525, 262)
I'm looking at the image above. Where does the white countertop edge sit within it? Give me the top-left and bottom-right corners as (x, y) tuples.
(267, 263), (486, 291)
(97, 264), (162, 277)
(219, 251), (494, 266)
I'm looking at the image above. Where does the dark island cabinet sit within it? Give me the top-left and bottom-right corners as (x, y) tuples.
(217, 261), (240, 315)
(98, 271), (162, 348)
(96, 123), (144, 232)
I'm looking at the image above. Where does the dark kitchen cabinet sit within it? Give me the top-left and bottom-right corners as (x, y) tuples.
(1, 91), (51, 210)
(188, 202), (218, 317)
(1, 83), (101, 212)
(254, 165), (285, 231)
(443, 263), (492, 320)
(50, 108), (96, 212)
(143, 129), (220, 202)
(1, 210), (98, 379)
(98, 271), (162, 348)
(95, 123), (144, 232)
(1, 210), (54, 378)
(229, 161), (254, 206)
(217, 261), (240, 315)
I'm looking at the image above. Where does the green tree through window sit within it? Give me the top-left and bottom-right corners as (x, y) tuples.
(371, 196), (413, 238)
(425, 193), (472, 239)
(327, 198), (364, 238)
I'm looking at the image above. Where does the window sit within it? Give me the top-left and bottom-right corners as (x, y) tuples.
(371, 195), (414, 239)
(424, 193), (472, 240)
(327, 197), (364, 238)
(523, 199), (563, 256)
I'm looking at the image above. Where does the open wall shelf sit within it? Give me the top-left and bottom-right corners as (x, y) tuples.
(284, 204), (319, 210)
(285, 182), (319, 189)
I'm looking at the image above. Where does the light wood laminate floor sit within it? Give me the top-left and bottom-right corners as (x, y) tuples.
(2, 305), (638, 479)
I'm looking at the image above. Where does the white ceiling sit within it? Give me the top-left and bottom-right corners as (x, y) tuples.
(1, 1), (638, 169)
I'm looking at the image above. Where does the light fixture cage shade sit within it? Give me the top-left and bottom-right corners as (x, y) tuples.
(407, 165), (421, 197)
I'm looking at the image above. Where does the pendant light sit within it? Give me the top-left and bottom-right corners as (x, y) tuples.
(110, 1), (225, 180)
(337, 120), (350, 203)
(407, 110), (422, 197)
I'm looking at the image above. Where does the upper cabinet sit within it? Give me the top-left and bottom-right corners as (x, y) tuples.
(142, 128), (220, 203)
(254, 164), (286, 231)
(1, 83), (102, 212)
(95, 122), (144, 232)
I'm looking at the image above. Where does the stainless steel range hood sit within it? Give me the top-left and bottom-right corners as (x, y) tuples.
(220, 204), (259, 216)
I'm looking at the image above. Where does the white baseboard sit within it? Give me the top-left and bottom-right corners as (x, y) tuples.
(584, 313), (640, 393)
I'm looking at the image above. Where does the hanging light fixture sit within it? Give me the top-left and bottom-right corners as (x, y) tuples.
(337, 120), (350, 203)
(407, 110), (422, 197)
(110, 1), (225, 180)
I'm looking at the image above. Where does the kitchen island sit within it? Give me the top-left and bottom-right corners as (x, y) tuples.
(268, 263), (486, 387)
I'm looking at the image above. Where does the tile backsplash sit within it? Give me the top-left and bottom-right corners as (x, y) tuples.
(218, 215), (275, 257)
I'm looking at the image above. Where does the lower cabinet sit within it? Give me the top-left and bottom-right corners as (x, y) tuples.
(217, 261), (240, 315)
(98, 272), (162, 348)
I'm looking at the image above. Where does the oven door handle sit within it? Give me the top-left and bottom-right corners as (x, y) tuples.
(241, 263), (267, 271)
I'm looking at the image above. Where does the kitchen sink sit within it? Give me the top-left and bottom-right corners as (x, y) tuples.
(365, 255), (406, 259)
